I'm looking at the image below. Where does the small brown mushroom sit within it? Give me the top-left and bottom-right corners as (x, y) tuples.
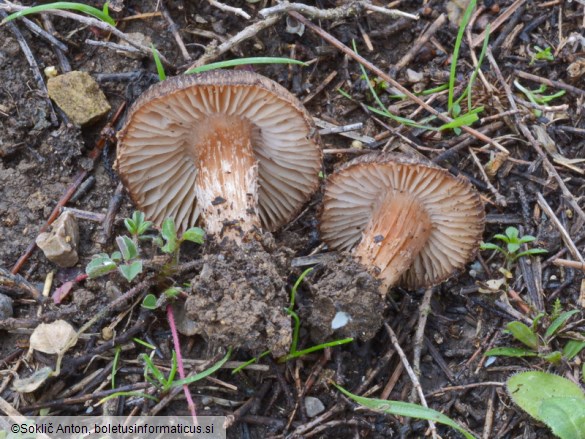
(320, 153), (485, 291)
(116, 70), (322, 237)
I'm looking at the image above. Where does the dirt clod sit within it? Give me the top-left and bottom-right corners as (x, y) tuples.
(185, 237), (293, 357)
(300, 254), (386, 343)
(47, 71), (111, 126)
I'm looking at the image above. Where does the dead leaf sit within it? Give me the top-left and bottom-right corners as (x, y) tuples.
(29, 320), (78, 355)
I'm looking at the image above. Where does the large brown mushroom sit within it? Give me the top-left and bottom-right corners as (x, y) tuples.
(320, 152), (485, 291)
(116, 70), (322, 237)
(115, 71), (322, 356)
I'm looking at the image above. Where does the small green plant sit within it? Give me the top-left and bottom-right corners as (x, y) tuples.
(485, 303), (585, 364)
(530, 46), (554, 65)
(480, 226), (548, 269)
(506, 371), (585, 439)
(334, 384), (477, 439)
(514, 81), (566, 117)
(141, 348), (231, 392)
(1, 2), (115, 26)
(86, 212), (205, 282)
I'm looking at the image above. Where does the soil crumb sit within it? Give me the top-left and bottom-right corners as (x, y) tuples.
(300, 254), (386, 343)
(184, 235), (293, 357)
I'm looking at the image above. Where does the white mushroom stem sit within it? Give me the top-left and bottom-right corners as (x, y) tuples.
(194, 114), (260, 238)
(353, 191), (432, 291)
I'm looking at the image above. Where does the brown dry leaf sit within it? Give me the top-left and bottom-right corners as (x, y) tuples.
(12, 367), (53, 393)
(29, 320), (78, 355)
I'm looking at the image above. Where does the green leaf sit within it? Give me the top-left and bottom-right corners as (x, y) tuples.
(334, 384), (478, 439)
(518, 235), (537, 243)
(172, 349), (231, 387)
(505, 226), (520, 240)
(545, 310), (580, 341)
(182, 227), (205, 244)
(507, 321), (539, 350)
(480, 242), (504, 252)
(507, 242), (521, 253)
(447, 0), (476, 115)
(563, 340), (585, 360)
(163, 287), (181, 299)
(116, 235), (138, 261)
(184, 57), (308, 75)
(484, 347), (538, 357)
(111, 251), (122, 262)
(507, 372), (585, 422)
(514, 248), (548, 259)
(151, 44), (166, 81)
(161, 218), (178, 254)
(493, 233), (510, 243)
(124, 218), (137, 234)
(538, 398), (585, 439)
(86, 256), (117, 278)
(118, 260), (143, 282)
(542, 351), (562, 364)
(141, 294), (158, 310)
(140, 353), (166, 387)
(1, 2), (116, 26)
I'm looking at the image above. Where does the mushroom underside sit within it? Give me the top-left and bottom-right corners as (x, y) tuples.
(320, 157), (485, 290)
(116, 74), (322, 235)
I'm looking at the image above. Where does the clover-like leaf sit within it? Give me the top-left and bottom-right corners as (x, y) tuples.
(118, 260), (143, 282)
(182, 227), (205, 245)
(86, 256), (117, 278)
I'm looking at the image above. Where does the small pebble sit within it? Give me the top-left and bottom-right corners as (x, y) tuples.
(305, 396), (325, 418)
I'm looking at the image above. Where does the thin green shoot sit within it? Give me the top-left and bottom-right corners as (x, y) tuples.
(151, 44), (166, 81)
(141, 350), (178, 392)
(514, 81), (566, 109)
(287, 267), (313, 353)
(133, 337), (157, 351)
(531, 46), (554, 65)
(453, 25), (490, 113)
(448, 0), (476, 115)
(387, 83), (450, 100)
(232, 350), (271, 374)
(185, 57), (307, 75)
(278, 338), (354, 363)
(438, 106), (484, 133)
(97, 391), (158, 406)
(1, 2), (116, 26)
(172, 348), (231, 387)
(280, 267), (353, 362)
(111, 346), (121, 389)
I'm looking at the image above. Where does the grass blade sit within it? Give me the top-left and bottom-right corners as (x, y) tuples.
(334, 384), (478, 439)
(185, 57), (307, 75)
(1, 2), (116, 26)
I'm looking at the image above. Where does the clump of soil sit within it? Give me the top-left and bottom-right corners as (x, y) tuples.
(184, 234), (293, 357)
(299, 254), (386, 343)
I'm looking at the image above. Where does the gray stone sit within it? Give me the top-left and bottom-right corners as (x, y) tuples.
(0, 293), (13, 319)
(36, 211), (79, 267)
(47, 71), (111, 126)
(305, 396), (325, 418)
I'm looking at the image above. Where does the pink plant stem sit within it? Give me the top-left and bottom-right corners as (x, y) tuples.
(166, 303), (198, 423)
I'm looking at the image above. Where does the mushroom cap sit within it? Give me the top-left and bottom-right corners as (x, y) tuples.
(319, 152), (485, 289)
(116, 70), (322, 233)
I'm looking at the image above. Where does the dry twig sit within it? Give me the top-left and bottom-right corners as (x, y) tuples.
(385, 323), (438, 439)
